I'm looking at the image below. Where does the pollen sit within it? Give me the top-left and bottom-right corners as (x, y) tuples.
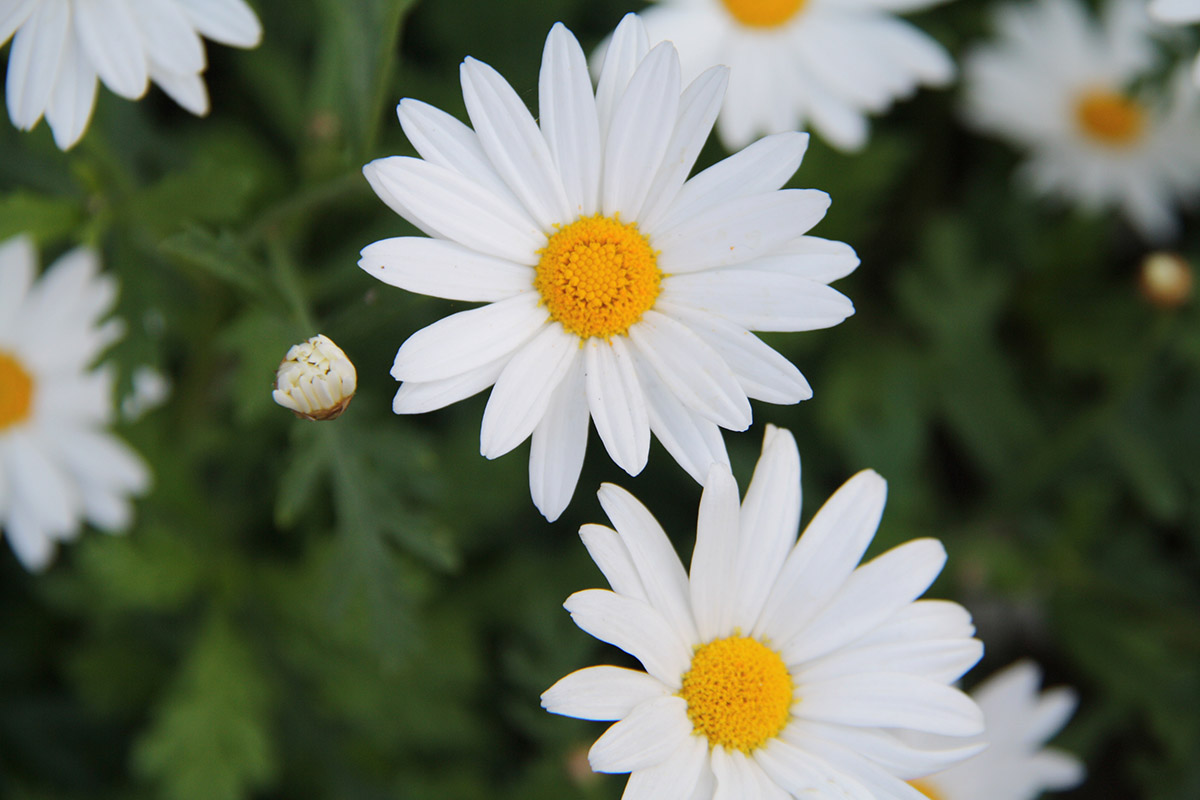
(0, 351), (34, 431)
(534, 214), (661, 340)
(721, 0), (808, 28)
(1075, 88), (1146, 147)
(908, 779), (946, 800)
(679, 635), (793, 753)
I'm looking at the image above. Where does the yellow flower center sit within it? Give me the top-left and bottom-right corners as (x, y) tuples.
(534, 214), (661, 340)
(0, 351), (34, 431)
(721, 0), (808, 28)
(908, 779), (946, 800)
(679, 635), (793, 753)
(1075, 89), (1146, 147)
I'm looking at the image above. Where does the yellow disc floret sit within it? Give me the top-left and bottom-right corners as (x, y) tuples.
(534, 214), (661, 340)
(0, 351), (34, 431)
(1075, 88), (1146, 148)
(721, 0), (808, 28)
(908, 779), (946, 800)
(679, 635), (793, 753)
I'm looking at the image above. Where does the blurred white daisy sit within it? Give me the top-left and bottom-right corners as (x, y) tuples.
(0, 235), (150, 572)
(542, 426), (986, 798)
(1, 0), (262, 150)
(611, 0), (956, 151)
(1150, 0), (1200, 84)
(963, 0), (1200, 241)
(360, 14), (857, 521)
(909, 660), (1085, 800)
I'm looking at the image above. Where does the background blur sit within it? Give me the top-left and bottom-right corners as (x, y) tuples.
(1, 0), (1198, 798)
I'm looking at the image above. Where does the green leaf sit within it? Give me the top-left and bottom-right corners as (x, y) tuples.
(159, 227), (269, 298)
(0, 192), (83, 243)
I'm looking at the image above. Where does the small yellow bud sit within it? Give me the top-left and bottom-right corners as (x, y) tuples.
(1139, 252), (1193, 309)
(273, 334), (357, 420)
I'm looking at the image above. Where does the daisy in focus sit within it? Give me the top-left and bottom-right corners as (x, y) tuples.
(360, 14), (858, 521)
(1, 0), (262, 150)
(0, 236), (150, 572)
(909, 660), (1085, 800)
(616, 0), (957, 151)
(963, 0), (1200, 241)
(542, 426), (986, 799)
(1150, 0), (1200, 84)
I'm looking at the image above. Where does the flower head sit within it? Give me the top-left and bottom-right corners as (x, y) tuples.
(611, 0), (956, 151)
(2, 0), (262, 149)
(360, 14), (857, 521)
(909, 661), (1085, 800)
(542, 426), (985, 797)
(963, 0), (1200, 240)
(0, 235), (150, 571)
(273, 334), (357, 421)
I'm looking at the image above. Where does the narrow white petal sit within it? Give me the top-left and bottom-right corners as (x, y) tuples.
(542, 665), (669, 721)
(782, 727), (936, 800)
(390, 293), (546, 382)
(689, 465), (741, 642)
(529, 356), (589, 522)
(594, 13), (650, 139)
(148, 65), (208, 115)
(713, 747), (788, 800)
(620, 732), (709, 800)
(363, 156), (544, 265)
(753, 470), (886, 642)
(6, 0), (70, 129)
(360, 237), (532, 303)
(47, 426), (149, 495)
(391, 357), (506, 414)
(753, 738), (873, 800)
(796, 720), (985, 781)
(579, 523), (648, 602)
(795, 638), (983, 686)
(4, 500), (56, 572)
(857, 600), (976, 647)
(461, 56), (571, 229)
(480, 323), (578, 458)
(737, 236), (860, 285)
(588, 695), (692, 774)
(0, 236), (37, 339)
(585, 337), (650, 476)
(602, 41), (681, 220)
(1027, 749), (1087, 790)
(539, 23), (601, 217)
(797, 674), (984, 736)
(44, 21), (98, 149)
(649, 132), (810, 234)
(663, 269), (854, 332)
(6, 431), (80, 539)
(74, 0), (148, 99)
(632, 349), (730, 484)
(597, 482), (699, 646)
(175, 0), (261, 48)
(396, 98), (518, 203)
(0, 0), (38, 46)
(128, 0), (205, 75)
(565, 588), (692, 688)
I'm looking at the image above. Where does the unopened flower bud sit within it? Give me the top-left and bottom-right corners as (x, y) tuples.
(273, 334), (356, 420)
(1139, 252), (1193, 309)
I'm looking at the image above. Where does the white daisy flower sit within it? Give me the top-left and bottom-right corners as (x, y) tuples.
(909, 660), (1085, 800)
(0, 235), (150, 572)
(359, 14), (857, 522)
(1150, 0), (1200, 85)
(963, 0), (1200, 241)
(1, 0), (262, 150)
(611, 0), (956, 151)
(542, 425), (986, 799)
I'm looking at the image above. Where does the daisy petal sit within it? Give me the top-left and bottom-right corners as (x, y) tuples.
(481, 323), (578, 458)
(781, 729), (932, 800)
(539, 22), (601, 217)
(359, 237), (533, 302)
(390, 293), (546, 383)
(690, 464), (742, 642)
(794, 637), (983, 686)
(713, 747), (791, 800)
(4, 501), (55, 572)
(796, 720), (986, 781)
(541, 665), (669, 721)
(735, 236), (860, 284)
(0, 236), (37, 338)
(632, 351), (730, 484)
(529, 355), (589, 522)
(396, 98), (518, 203)
(579, 523), (648, 602)
(565, 589), (692, 688)
(391, 357), (506, 414)
(0, 0), (38, 46)
(7, 0), (70, 129)
(74, 0), (148, 99)
(663, 269), (854, 332)
(6, 429), (80, 538)
(620, 732), (709, 800)
(43, 22), (98, 149)
(753, 737), (874, 800)
(128, 0), (204, 76)
(175, 0), (261, 48)
(588, 694), (692, 774)
(149, 66), (207, 115)
(797, 673), (984, 736)
(594, 13), (650, 138)
(585, 337), (650, 476)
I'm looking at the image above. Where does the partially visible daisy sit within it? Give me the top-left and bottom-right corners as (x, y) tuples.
(542, 426), (985, 798)
(360, 14), (858, 521)
(909, 660), (1085, 800)
(0, 235), (150, 571)
(963, 0), (1200, 241)
(606, 0), (956, 151)
(1150, 0), (1200, 84)
(2, 0), (262, 149)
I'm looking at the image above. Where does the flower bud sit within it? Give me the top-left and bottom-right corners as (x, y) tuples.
(1139, 252), (1193, 309)
(273, 334), (356, 420)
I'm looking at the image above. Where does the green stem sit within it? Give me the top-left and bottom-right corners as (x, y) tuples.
(265, 235), (318, 332)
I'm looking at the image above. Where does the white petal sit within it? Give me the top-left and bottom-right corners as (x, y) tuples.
(795, 720), (985, 781)
(5, 430), (80, 540)
(752, 738), (873, 800)
(565, 588), (693, 688)
(795, 637), (983, 686)
(74, 0), (148, 99)
(797, 673), (984, 736)
(858, 598), (976, 646)
(363, 156), (544, 265)
(782, 727), (937, 800)
(585, 337), (650, 476)
(0, 0), (38, 46)
(579, 523), (647, 602)
(663, 269), (854, 332)
(175, 0), (261, 47)
(4, 500), (56, 571)
(6, 0), (69, 130)
(539, 22), (601, 217)
(597, 482), (699, 646)
(461, 56), (571, 229)
(390, 293), (546, 382)
(632, 350), (730, 484)
(360, 237), (532, 302)
(689, 465), (742, 642)
(735, 236), (860, 285)
(128, 0), (205, 75)
(713, 747), (786, 800)
(541, 665), (669, 721)
(588, 695), (692, 774)
(594, 13), (650, 139)
(528, 355), (589, 522)
(149, 66), (208, 115)
(620, 733), (709, 800)
(391, 357), (506, 414)
(396, 98), (518, 204)
(753, 470), (886, 642)
(602, 41), (680, 220)
(480, 323), (577, 458)
(0, 235), (37, 339)
(43, 21), (98, 149)
(46, 426), (149, 495)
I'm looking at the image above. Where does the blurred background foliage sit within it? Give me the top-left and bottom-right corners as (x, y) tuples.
(1, 0), (1198, 798)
